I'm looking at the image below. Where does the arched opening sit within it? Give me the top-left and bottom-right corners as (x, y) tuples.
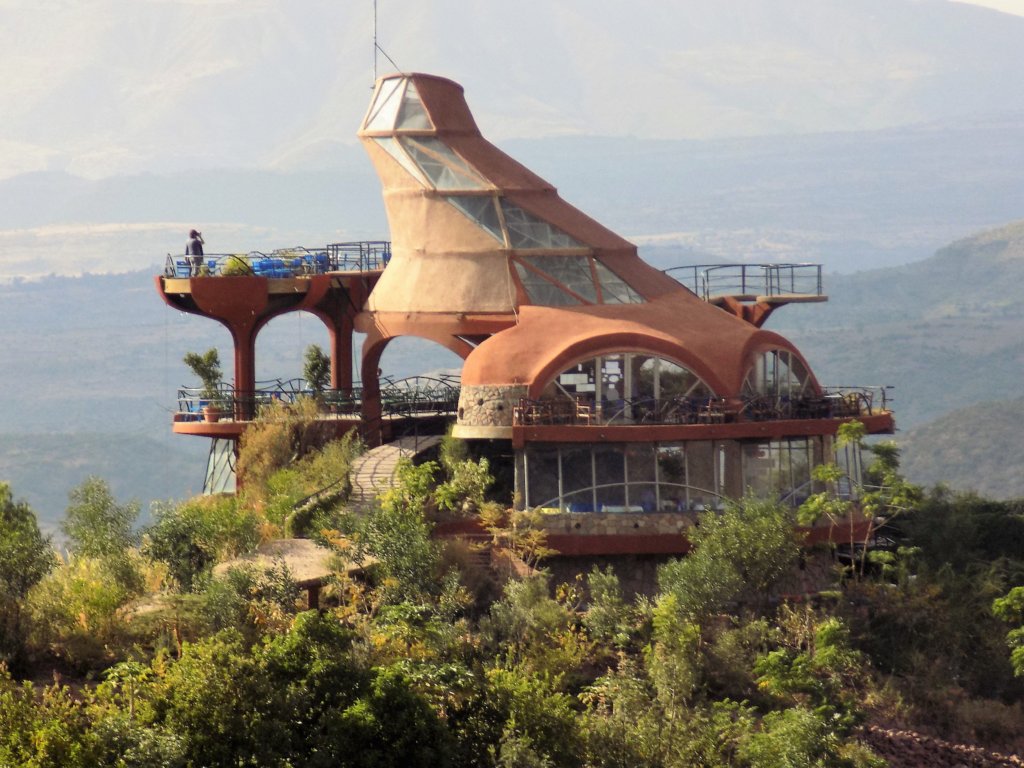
(742, 349), (812, 399)
(740, 349), (815, 421)
(253, 311), (331, 399)
(377, 336), (464, 382)
(537, 350), (714, 425)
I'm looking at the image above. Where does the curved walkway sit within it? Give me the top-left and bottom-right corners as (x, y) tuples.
(349, 434), (444, 508)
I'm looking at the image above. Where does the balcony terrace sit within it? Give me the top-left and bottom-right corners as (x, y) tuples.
(163, 241), (392, 280)
(173, 374), (461, 433)
(513, 386), (889, 428)
(664, 263), (826, 326)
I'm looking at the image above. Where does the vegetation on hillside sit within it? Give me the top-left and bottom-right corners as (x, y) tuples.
(2, 413), (1024, 765)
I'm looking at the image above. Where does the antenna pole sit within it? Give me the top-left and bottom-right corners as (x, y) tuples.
(373, 0), (378, 83)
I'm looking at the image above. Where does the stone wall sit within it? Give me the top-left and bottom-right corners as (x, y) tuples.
(457, 384), (527, 427)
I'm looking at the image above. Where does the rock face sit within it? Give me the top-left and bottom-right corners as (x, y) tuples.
(862, 725), (1024, 768)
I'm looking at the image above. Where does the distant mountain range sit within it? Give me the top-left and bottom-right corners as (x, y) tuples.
(898, 399), (1024, 500)
(2, 0), (1023, 179)
(766, 220), (1024, 497)
(2, 0), (1024, 281)
(2, 112), (1024, 282)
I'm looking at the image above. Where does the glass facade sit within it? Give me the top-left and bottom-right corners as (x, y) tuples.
(522, 435), (837, 513)
(513, 255), (650, 306)
(545, 352), (713, 423)
(523, 441), (728, 512)
(743, 349), (811, 399)
(740, 437), (823, 506)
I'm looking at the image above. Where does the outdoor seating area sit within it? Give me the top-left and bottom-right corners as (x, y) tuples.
(512, 387), (886, 428)
(164, 241), (392, 279)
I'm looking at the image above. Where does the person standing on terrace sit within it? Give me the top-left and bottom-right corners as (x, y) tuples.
(186, 229), (205, 276)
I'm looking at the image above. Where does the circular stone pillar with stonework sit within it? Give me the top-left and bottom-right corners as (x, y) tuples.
(455, 383), (527, 438)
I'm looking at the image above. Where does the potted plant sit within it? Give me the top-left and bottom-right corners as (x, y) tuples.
(183, 348), (225, 422)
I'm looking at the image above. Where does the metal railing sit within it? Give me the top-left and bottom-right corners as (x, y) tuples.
(163, 240), (392, 279)
(530, 482), (728, 514)
(664, 263), (824, 301)
(175, 374), (461, 421)
(512, 386), (890, 428)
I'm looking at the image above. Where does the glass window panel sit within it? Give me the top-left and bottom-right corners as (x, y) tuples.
(501, 200), (581, 249)
(594, 261), (643, 303)
(657, 359), (712, 400)
(514, 262), (581, 306)
(657, 444), (688, 511)
(600, 354), (626, 421)
(787, 353), (811, 397)
(403, 137), (487, 190)
(626, 443), (656, 482)
(788, 438), (813, 505)
(395, 81), (432, 130)
(593, 446), (626, 511)
(625, 444), (656, 511)
(561, 447), (594, 512)
(551, 359), (597, 417)
(365, 78), (404, 131)
(519, 256), (597, 302)
(687, 441), (717, 509)
(633, 355), (658, 402)
(743, 438), (815, 506)
(525, 446), (560, 509)
(447, 195), (505, 243)
(743, 350), (810, 398)
(372, 137), (428, 185)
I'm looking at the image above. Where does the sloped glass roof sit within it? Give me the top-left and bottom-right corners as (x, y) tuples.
(501, 200), (581, 249)
(513, 261), (582, 306)
(372, 137), (430, 185)
(595, 261), (643, 304)
(520, 255), (598, 303)
(404, 137), (488, 190)
(395, 81), (432, 130)
(447, 195), (505, 243)
(364, 78), (405, 131)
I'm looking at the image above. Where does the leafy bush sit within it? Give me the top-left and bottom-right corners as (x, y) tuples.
(0, 483), (55, 669)
(658, 496), (798, 622)
(27, 554), (145, 670)
(143, 495), (259, 592)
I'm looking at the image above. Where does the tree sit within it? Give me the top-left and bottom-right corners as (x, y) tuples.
(993, 586), (1024, 678)
(143, 496), (258, 592)
(360, 460), (442, 604)
(62, 477), (139, 559)
(0, 483), (54, 667)
(799, 421), (922, 576)
(303, 343), (331, 394)
(658, 495), (798, 622)
(62, 477), (142, 594)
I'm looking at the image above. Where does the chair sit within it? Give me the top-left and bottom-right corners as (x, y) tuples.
(698, 398), (727, 424)
(575, 397), (595, 425)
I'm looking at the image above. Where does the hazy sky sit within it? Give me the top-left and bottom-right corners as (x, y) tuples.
(0, 0), (1022, 181)
(956, 0), (1024, 15)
